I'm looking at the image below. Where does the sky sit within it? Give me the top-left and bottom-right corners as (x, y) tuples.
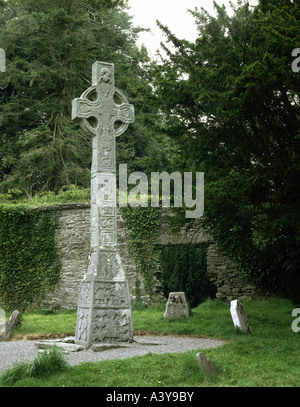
(127, 0), (259, 57)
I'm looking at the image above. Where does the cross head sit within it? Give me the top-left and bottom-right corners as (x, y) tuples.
(72, 61), (134, 138)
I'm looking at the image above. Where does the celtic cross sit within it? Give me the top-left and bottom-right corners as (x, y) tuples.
(72, 61), (134, 251)
(72, 62), (134, 347)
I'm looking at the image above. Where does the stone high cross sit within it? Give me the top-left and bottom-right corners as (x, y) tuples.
(72, 62), (134, 347)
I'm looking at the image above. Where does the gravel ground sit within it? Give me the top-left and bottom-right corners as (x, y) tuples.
(0, 336), (225, 374)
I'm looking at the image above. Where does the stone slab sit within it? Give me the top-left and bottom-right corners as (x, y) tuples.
(0, 310), (22, 341)
(196, 352), (216, 375)
(91, 343), (131, 352)
(133, 339), (167, 346)
(230, 299), (252, 334)
(34, 340), (85, 352)
(62, 336), (75, 343)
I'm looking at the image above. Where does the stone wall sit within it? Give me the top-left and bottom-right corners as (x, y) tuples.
(44, 204), (255, 310)
(44, 205), (90, 310)
(206, 245), (255, 301)
(159, 210), (255, 301)
(44, 204), (140, 310)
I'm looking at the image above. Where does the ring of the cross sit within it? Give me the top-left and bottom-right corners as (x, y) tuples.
(80, 85), (130, 137)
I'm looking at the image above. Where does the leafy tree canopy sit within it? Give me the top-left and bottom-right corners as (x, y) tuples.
(0, 0), (153, 195)
(152, 0), (300, 301)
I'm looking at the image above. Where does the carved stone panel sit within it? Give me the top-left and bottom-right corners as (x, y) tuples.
(94, 281), (130, 308)
(98, 173), (116, 206)
(91, 309), (133, 343)
(98, 251), (118, 279)
(77, 281), (93, 307)
(100, 140), (115, 170)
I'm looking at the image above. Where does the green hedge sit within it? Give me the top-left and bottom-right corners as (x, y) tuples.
(161, 244), (217, 308)
(0, 205), (60, 311)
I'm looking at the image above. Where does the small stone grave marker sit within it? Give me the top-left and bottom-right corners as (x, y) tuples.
(196, 352), (216, 375)
(230, 299), (252, 334)
(164, 292), (192, 320)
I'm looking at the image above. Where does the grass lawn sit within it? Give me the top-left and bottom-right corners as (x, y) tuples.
(1, 298), (300, 387)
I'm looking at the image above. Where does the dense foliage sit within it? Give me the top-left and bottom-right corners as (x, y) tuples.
(0, 0), (154, 195)
(161, 244), (217, 308)
(120, 206), (161, 299)
(152, 0), (300, 301)
(0, 205), (60, 310)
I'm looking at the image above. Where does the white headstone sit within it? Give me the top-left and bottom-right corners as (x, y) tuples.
(164, 292), (192, 319)
(230, 299), (252, 334)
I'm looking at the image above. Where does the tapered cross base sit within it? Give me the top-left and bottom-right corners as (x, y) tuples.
(75, 250), (134, 347)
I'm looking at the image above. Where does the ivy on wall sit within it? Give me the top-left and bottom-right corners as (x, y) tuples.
(120, 206), (161, 300)
(0, 201), (217, 310)
(0, 205), (60, 311)
(120, 207), (218, 307)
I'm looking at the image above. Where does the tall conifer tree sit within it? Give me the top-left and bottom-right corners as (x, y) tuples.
(153, 0), (300, 300)
(0, 0), (152, 194)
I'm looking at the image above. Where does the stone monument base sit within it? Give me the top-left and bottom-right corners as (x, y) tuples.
(75, 276), (134, 347)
